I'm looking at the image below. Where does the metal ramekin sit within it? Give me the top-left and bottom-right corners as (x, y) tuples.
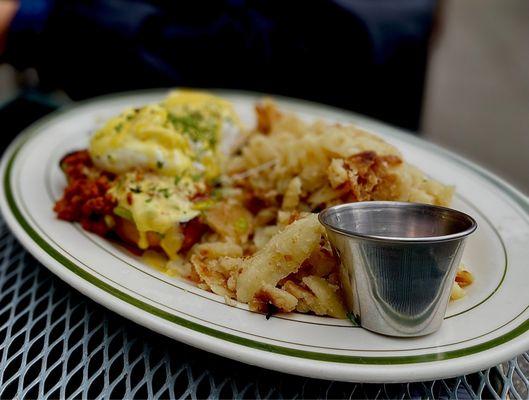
(319, 201), (477, 337)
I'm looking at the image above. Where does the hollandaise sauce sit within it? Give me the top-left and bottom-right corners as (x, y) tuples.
(89, 90), (239, 180)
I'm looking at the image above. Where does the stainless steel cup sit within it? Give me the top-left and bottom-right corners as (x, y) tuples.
(319, 201), (477, 337)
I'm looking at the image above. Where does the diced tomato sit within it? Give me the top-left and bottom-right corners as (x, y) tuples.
(54, 150), (116, 236)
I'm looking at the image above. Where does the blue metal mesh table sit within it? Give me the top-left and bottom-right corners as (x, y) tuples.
(1, 215), (529, 399)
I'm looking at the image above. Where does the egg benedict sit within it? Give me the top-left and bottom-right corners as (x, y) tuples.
(89, 90), (239, 180)
(55, 90), (240, 259)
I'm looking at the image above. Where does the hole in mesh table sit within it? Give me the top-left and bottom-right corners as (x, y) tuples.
(65, 367), (83, 398)
(109, 377), (126, 399)
(173, 367), (192, 398)
(131, 382), (149, 399)
(2, 379), (18, 399)
(0, 289), (14, 311)
(88, 350), (104, 377)
(22, 374), (40, 399)
(87, 374), (105, 399)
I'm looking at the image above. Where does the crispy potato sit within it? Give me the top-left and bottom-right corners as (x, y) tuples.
(228, 102), (453, 211)
(307, 184), (348, 209)
(305, 247), (337, 278)
(282, 177), (302, 210)
(327, 159), (348, 188)
(283, 277), (347, 319)
(165, 256), (193, 279)
(255, 99), (281, 134)
(302, 276), (347, 318)
(191, 255), (234, 298)
(254, 207), (278, 226)
(193, 242), (243, 259)
(253, 226), (280, 250)
(236, 214), (324, 303)
(450, 282), (466, 301)
(456, 268), (474, 287)
(451, 266), (474, 301)
(205, 202), (254, 243)
(249, 284), (298, 313)
(282, 280), (316, 313)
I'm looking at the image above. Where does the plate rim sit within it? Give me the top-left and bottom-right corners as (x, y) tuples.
(1, 89), (528, 382)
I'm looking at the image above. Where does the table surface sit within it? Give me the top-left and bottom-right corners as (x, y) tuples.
(1, 94), (528, 399)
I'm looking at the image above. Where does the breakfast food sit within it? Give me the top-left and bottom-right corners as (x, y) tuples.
(54, 90), (473, 318)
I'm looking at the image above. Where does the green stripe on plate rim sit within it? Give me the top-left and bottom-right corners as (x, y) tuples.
(3, 90), (529, 366)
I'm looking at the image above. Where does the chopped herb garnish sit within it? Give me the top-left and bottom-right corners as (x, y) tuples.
(115, 122), (123, 132)
(191, 173), (202, 182)
(174, 176), (181, 186)
(168, 111), (218, 147)
(156, 160), (164, 169)
(145, 198), (153, 203)
(234, 217), (249, 233)
(211, 188), (222, 200)
(158, 188), (170, 198)
(130, 186), (142, 194)
(193, 199), (214, 211)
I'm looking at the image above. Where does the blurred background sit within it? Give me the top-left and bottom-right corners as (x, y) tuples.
(0, 0), (527, 193)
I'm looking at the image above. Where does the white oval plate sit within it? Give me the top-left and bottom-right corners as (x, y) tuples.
(1, 90), (528, 383)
